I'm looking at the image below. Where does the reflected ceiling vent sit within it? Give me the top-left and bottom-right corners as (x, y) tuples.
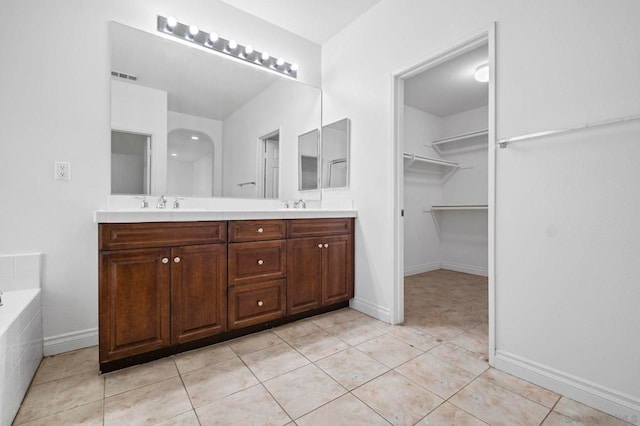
(111, 71), (138, 81)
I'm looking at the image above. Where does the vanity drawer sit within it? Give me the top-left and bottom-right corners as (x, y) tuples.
(287, 218), (353, 238)
(228, 220), (286, 242)
(228, 279), (286, 329)
(99, 222), (227, 250)
(228, 240), (286, 286)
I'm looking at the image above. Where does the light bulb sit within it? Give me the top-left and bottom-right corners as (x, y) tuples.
(276, 58), (285, 67)
(171, 153), (178, 157)
(228, 40), (238, 50)
(290, 63), (299, 72)
(244, 45), (254, 55)
(166, 16), (177, 30)
(208, 32), (219, 44)
(188, 25), (199, 37)
(261, 51), (270, 62)
(474, 63), (489, 83)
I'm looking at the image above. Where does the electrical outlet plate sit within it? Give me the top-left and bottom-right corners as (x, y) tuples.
(55, 162), (71, 180)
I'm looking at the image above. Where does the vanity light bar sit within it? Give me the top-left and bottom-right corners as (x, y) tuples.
(157, 16), (298, 79)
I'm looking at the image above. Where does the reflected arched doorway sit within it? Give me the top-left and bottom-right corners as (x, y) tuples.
(167, 128), (215, 197)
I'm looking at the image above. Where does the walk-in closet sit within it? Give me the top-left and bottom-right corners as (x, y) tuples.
(401, 44), (489, 351)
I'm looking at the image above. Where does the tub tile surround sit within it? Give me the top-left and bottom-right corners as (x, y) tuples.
(0, 253), (43, 426)
(12, 271), (633, 425)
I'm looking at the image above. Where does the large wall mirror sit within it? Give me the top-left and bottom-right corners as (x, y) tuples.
(110, 22), (322, 200)
(321, 118), (350, 188)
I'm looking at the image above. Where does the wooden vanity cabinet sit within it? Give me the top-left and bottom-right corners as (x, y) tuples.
(287, 218), (354, 315)
(99, 222), (227, 363)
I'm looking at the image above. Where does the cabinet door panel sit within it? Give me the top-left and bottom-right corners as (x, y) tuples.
(100, 249), (170, 362)
(171, 244), (227, 344)
(322, 234), (354, 305)
(286, 237), (322, 315)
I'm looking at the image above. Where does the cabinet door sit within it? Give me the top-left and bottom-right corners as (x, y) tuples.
(286, 237), (322, 315)
(100, 248), (170, 362)
(171, 244), (227, 344)
(322, 234), (354, 305)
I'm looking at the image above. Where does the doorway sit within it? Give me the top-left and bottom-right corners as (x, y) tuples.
(111, 130), (151, 195)
(392, 26), (496, 365)
(259, 130), (280, 199)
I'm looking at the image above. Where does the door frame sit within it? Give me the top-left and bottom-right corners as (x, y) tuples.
(390, 23), (497, 365)
(257, 129), (281, 199)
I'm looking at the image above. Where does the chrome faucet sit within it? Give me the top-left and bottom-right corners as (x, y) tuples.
(173, 197), (184, 209)
(293, 199), (306, 209)
(156, 195), (168, 209)
(0, 291), (3, 306)
(135, 196), (149, 209)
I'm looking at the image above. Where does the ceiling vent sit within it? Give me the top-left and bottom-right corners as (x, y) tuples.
(111, 71), (138, 81)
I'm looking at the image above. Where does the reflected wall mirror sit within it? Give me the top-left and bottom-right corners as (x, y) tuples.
(298, 129), (319, 191)
(321, 118), (350, 188)
(110, 22), (322, 200)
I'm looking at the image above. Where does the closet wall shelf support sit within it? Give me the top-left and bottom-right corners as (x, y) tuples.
(430, 129), (488, 154)
(402, 153), (459, 173)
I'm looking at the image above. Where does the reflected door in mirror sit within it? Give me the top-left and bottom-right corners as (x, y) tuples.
(298, 129), (319, 191)
(111, 130), (151, 195)
(321, 118), (350, 189)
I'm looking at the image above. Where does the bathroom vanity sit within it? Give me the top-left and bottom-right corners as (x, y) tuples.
(97, 214), (354, 372)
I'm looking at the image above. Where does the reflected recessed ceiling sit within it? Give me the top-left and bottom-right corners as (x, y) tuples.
(219, 0), (382, 44)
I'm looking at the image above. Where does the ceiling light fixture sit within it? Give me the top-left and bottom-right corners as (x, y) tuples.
(191, 136), (199, 140)
(474, 63), (489, 83)
(157, 16), (298, 78)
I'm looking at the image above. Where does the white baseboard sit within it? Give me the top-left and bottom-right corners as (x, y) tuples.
(350, 297), (390, 323)
(495, 350), (640, 425)
(44, 328), (98, 356)
(441, 261), (488, 277)
(404, 262), (441, 277)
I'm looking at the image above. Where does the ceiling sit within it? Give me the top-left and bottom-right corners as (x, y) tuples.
(219, 0), (382, 44)
(404, 45), (489, 117)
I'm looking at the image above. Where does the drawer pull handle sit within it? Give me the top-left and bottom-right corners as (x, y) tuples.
(318, 244), (323, 248)
(257, 300), (264, 307)
(257, 227), (264, 233)
(257, 259), (264, 265)
(162, 258), (169, 264)
(324, 244), (329, 248)
(174, 257), (181, 263)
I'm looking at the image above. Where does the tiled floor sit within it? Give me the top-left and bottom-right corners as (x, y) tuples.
(13, 270), (630, 425)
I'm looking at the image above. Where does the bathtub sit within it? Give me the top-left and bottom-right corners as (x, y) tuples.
(0, 254), (43, 426)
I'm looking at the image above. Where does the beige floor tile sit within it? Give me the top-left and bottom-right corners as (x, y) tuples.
(553, 397), (630, 425)
(289, 330), (349, 362)
(173, 343), (237, 374)
(386, 326), (441, 351)
(417, 402), (487, 425)
(407, 322), (467, 341)
(356, 333), (423, 368)
(105, 357), (178, 397)
(263, 364), (346, 419)
(448, 329), (488, 355)
(104, 376), (191, 426)
(309, 308), (367, 329)
(296, 393), (389, 426)
(395, 353), (475, 399)
(316, 347), (389, 390)
(480, 368), (560, 408)
(32, 346), (99, 385)
(352, 371), (443, 426)
(450, 377), (550, 426)
(240, 342), (309, 381)
(14, 370), (104, 424)
(228, 331), (284, 356)
(196, 384), (290, 426)
(181, 356), (259, 407)
(428, 342), (489, 376)
(17, 400), (103, 426)
(272, 320), (322, 341)
(325, 318), (388, 345)
(154, 410), (200, 425)
(542, 411), (584, 425)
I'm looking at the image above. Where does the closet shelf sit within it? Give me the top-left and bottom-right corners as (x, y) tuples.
(429, 204), (488, 211)
(403, 153), (459, 174)
(429, 129), (488, 154)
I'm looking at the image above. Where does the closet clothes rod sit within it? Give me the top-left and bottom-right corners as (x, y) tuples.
(497, 113), (640, 149)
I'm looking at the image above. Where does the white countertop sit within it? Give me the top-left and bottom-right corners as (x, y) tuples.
(94, 209), (357, 223)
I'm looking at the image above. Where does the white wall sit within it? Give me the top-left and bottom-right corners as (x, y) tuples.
(111, 80), (167, 194)
(0, 0), (320, 356)
(323, 0), (640, 419)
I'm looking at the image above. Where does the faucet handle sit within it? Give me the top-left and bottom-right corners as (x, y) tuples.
(135, 196), (149, 209)
(156, 194), (168, 209)
(173, 197), (184, 209)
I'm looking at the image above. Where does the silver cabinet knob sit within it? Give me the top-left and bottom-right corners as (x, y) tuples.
(324, 244), (329, 248)
(257, 259), (264, 265)
(257, 300), (264, 307)
(174, 257), (181, 263)
(162, 258), (169, 264)
(318, 244), (323, 248)
(257, 227), (264, 233)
